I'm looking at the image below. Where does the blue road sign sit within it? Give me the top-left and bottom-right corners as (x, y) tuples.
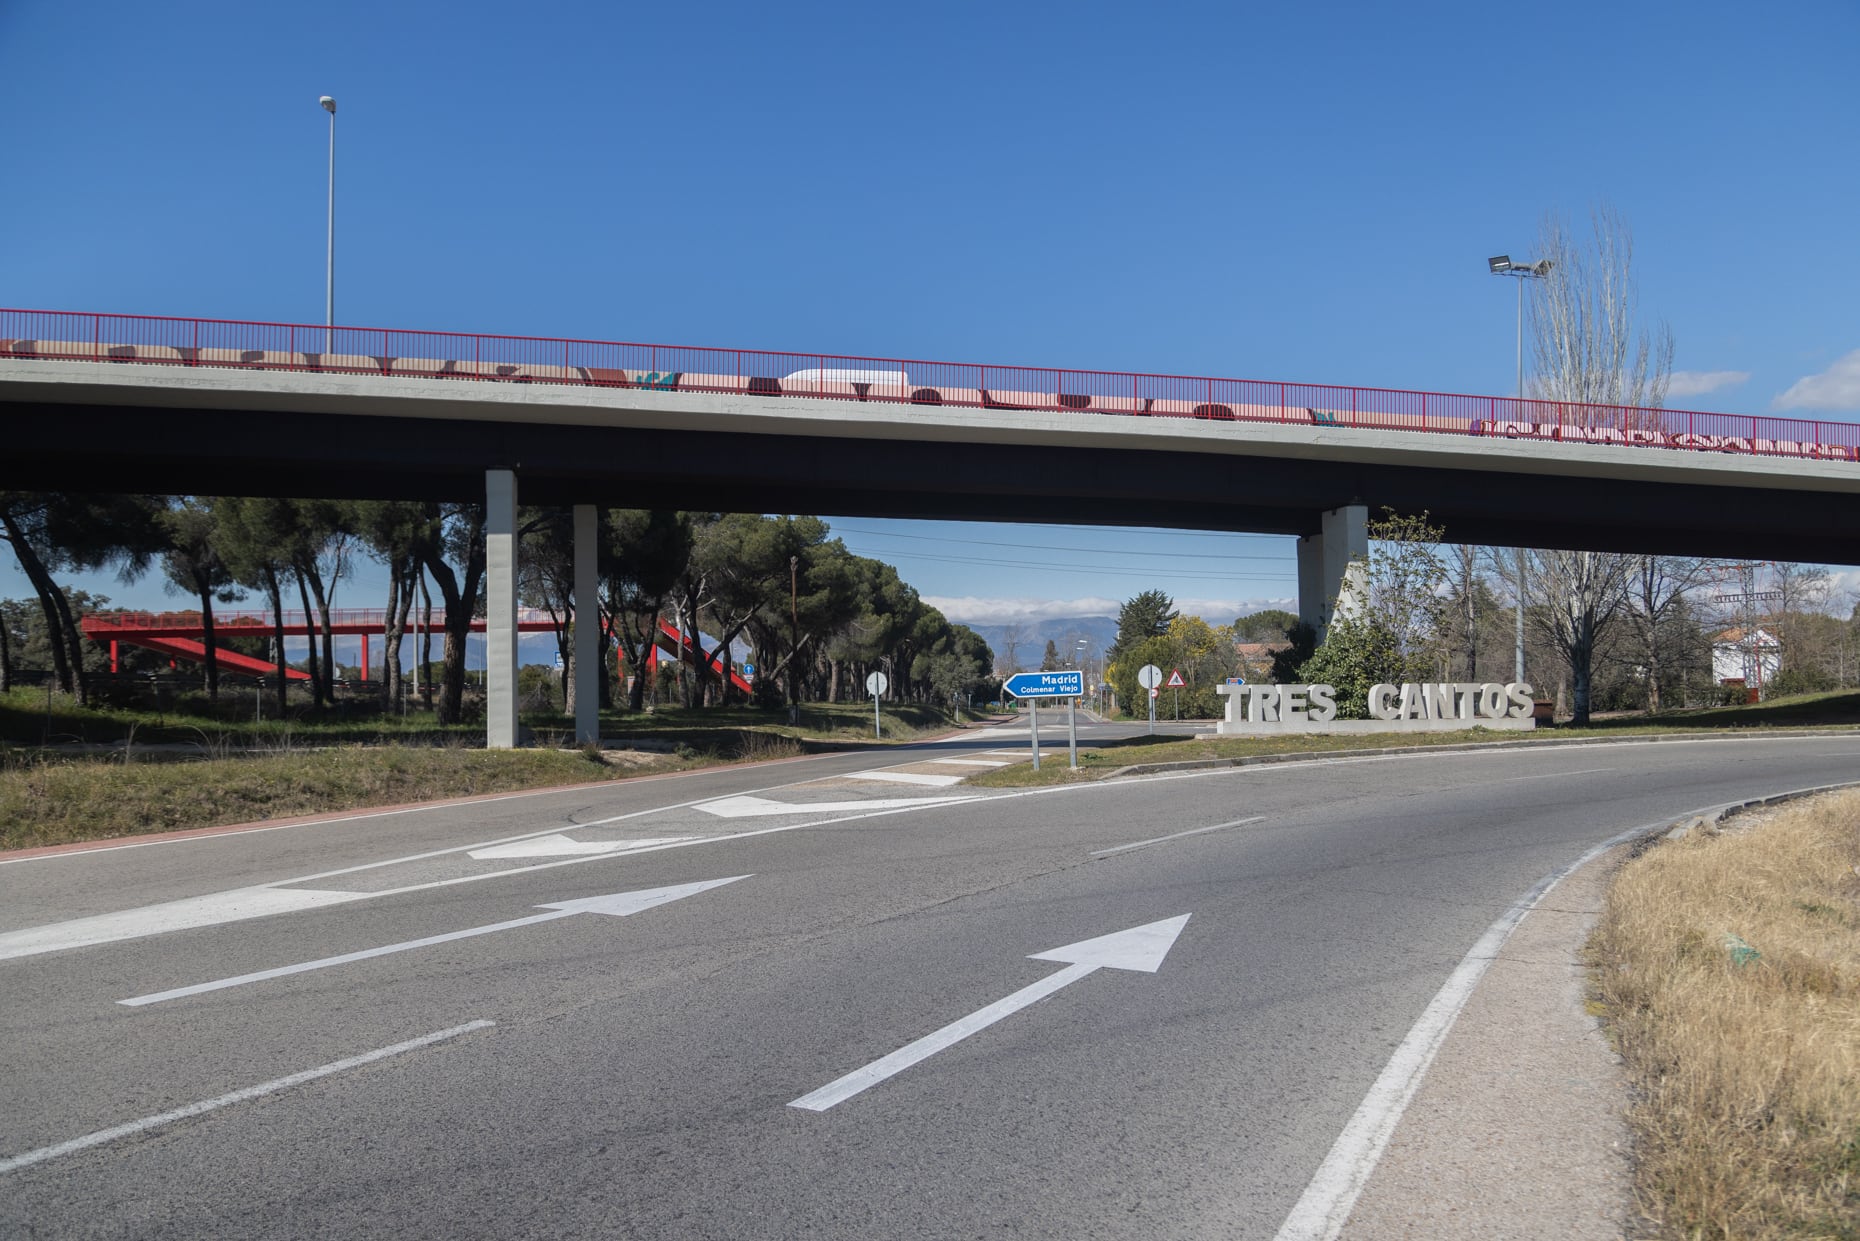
(1003, 670), (1085, 698)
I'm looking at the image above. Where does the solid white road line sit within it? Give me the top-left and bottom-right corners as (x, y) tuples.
(837, 771), (967, 787)
(920, 758), (1008, 767)
(0, 887), (374, 963)
(466, 835), (693, 859)
(1502, 766), (1615, 783)
(117, 877), (748, 1007)
(1269, 821), (1654, 1241)
(119, 912), (570, 1006)
(696, 794), (979, 818)
(0, 1020), (495, 1175)
(1091, 815), (1265, 857)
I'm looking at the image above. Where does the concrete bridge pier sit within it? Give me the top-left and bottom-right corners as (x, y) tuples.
(1295, 503), (1368, 641)
(484, 483), (600, 750)
(486, 470), (520, 750)
(573, 504), (600, 746)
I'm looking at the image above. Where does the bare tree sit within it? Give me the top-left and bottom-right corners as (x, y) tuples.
(1623, 556), (1719, 713)
(1447, 544), (1483, 680)
(997, 623), (1027, 675)
(1527, 205), (1674, 723)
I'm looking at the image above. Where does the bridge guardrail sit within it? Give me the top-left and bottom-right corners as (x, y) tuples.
(4, 308), (1853, 463)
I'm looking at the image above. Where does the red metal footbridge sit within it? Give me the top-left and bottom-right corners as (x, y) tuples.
(82, 609), (752, 693)
(4, 308), (1855, 462)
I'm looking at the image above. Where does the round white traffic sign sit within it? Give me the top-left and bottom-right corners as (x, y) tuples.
(1137, 664), (1163, 690)
(866, 671), (889, 695)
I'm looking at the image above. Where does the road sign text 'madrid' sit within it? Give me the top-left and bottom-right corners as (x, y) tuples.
(1216, 681), (1536, 735)
(1004, 671), (1085, 698)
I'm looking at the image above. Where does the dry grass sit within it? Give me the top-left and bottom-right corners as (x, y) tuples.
(1590, 790), (1860, 1238)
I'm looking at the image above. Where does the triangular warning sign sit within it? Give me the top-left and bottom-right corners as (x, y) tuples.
(1165, 669), (1186, 687)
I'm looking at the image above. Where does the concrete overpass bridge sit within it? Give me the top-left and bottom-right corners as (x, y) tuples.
(4, 308), (1857, 747)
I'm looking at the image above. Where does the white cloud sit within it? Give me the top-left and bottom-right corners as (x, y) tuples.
(1179, 596), (1297, 621)
(1772, 349), (1860, 412)
(924, 596), (1121, 625)
(1827, 568), (1860, 601)
(925, 595), (1298, 626)
(1666, 369), (1750, 399)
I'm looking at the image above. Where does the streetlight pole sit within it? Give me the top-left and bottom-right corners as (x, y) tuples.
(1489, 255), (1550, 685)
(320, 96), (337, 355)
(789, 554), (799, 726)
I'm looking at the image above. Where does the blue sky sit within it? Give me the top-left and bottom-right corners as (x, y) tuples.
(4, 0), (1857, 626)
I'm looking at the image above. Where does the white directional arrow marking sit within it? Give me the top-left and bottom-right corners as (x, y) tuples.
(697, 794), (979, 818)
(838, 771), (967, 787)
(467, 834), (694, 859)
(788, 913), (1190, 1112)
(118, 876), (750, 1007)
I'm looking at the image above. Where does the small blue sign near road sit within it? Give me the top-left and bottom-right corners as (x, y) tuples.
(1004, 670), (1085, 699)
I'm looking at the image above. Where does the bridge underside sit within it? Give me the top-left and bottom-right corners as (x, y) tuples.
(12, 394), (1859, 749)
(10, 401), (1859, 565)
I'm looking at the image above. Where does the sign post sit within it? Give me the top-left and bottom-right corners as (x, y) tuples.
(1137, 665), (1163, 733)
(1003, 671), (1087, 770)
(865, 671), (889, 738)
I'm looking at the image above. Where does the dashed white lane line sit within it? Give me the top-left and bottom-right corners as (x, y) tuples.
(836, 771), (967, 787)
(1091, 816), (1266, 857)
(0, 1020), (495, 1175)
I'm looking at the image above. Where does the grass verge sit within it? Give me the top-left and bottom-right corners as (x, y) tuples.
(0, 745), (715, 852)
(1589, 789), (1860, 1238)
(0, 699), (977, 852)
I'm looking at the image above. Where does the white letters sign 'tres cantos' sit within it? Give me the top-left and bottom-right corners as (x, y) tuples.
(1215, 681), (1536, 735)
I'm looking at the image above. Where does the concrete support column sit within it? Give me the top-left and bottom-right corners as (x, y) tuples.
(485, 469), (519, 750)
(1296, 504), (1369, 641)
(1322, 504), (1369, 628)
(573, 503), (600, 746)
(1296, 534), (1324, 634)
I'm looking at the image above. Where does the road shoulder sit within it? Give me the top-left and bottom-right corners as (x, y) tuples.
(1341, 842), (1635, 1240)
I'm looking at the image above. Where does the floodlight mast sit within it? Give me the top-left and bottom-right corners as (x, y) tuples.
(319, 96), (337, 355)
(1488, 252), (1551, 686)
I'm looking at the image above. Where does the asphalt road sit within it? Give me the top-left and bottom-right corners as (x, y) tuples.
(4, 725), (1855, 1239)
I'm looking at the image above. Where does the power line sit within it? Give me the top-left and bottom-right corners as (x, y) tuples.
(862, 548), (1292, 582)
(830, 525), (1294, 563)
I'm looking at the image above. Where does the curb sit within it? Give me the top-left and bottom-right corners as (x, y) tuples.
(1334, 776), (1860, 1240)
(1097, 726), (1860, 781)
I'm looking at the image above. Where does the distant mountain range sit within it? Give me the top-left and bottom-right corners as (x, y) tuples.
(963, 616), (1120, 674)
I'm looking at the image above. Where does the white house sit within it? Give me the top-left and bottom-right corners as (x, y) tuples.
(1712, 627), (1781, 688)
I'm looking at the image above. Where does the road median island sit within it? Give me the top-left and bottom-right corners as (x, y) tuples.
(0, 699), (985, 853)
(962, 718), (1860, 789)
(1588, 786), (1860, 1238)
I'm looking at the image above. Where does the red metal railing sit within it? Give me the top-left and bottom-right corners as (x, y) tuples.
(4, 308), (1854, 462)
